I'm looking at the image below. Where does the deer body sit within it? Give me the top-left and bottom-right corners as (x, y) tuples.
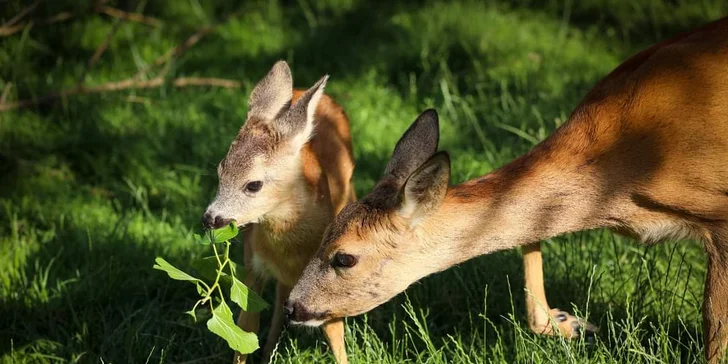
(248, 89), (355, 287)
(288, 17), (728, 363)
(203, 62), (353, 364)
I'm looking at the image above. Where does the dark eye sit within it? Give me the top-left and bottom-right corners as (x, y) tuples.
(332, 253), (357, 268)
(245, 181), (263, 193)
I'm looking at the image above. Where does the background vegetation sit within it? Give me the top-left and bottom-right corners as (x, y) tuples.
(2, 0), (727, 363)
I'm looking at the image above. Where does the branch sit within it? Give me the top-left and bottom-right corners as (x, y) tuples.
(0, 5), (160, 38)
(132, 26), (214, 80)
(0, 11), (74, 37)
(76, 19), (123, 86)
(0, 77), (241, 112)
(96, 5), (161, 27)
(2, 0), (42, 28)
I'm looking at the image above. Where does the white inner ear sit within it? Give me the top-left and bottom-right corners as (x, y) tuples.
(398, 194), (420, 224)
(397, 160), (447, 227)
(290, 80), (326, 150)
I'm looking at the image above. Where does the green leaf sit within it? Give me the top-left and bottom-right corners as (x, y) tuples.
(153, 257), (201, 283)
(211, 223), (239, 243)
(230, 275), (268, 313)
(207, 300), (259, 354)
(195, 282), (207, 297)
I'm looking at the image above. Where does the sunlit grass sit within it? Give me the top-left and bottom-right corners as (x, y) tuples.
(1, 0), (725, 363)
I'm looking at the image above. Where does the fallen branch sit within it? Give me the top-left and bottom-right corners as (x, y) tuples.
(2, 0), (42, 28)
(76, 18), (123, 86)
(132, 26), (214, 80)
(0, 77), (241, 112)
(0, 11), (74, 37)
(0, 5), (159, 38)
(1, 9), (241, 113)
(96, 5), (161, 27)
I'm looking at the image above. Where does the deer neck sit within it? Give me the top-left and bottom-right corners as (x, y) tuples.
(419, 143), (605, 270)
(260, 152), (332, 244)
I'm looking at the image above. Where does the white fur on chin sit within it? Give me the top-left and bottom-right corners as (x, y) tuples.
(290, 319), (325, 327)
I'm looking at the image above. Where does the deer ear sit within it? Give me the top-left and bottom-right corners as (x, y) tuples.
(278, 75), (328, 147)
(248, 60), (293, 121)
(384, 109), (440, 185)
(397, 151), (450, 225)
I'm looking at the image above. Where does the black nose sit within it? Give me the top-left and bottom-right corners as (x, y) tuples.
(284, 300), (312, 323)
(284, 300), (294, 319)
(201, 211), (232, 229)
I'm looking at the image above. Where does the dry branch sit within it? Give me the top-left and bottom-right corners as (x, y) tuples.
(96, 5), (161, 27)
(1, 8), (241, 112)
(2, 0), (42, 28)
(132, 26), (214, 80)
(0, 5), (159, 38)
(0, 77), (241, 112)
(0, 11), (74, 37)
(76, 19), (123, 86)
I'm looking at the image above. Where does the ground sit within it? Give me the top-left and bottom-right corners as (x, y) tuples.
(1, 0), (727, 363)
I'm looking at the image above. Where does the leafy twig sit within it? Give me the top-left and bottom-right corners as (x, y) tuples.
(153, 223), (268, 355)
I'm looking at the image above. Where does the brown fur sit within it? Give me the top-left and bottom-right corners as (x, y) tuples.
(238, 90), (354, 364)
(288, 17), (728, 363)
(204, 62), (354, 364)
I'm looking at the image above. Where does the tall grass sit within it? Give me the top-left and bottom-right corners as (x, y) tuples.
(1, 0), (726, 363)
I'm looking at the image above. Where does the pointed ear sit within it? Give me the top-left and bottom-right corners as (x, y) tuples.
(397, 151), (450, 225)
(277, 75), (328, 145)
(384, 109), (440, 184)
(248, 60), (293, 120)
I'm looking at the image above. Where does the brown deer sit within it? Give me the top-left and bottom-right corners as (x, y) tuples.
(286, 16), (728, 363)
(202, 61), (355, 364)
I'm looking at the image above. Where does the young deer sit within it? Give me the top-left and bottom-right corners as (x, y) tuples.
(287, 17), (728, 363)
(202, 61), (355, 364)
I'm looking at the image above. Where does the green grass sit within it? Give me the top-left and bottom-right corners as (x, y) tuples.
(1, 0), (726, 363)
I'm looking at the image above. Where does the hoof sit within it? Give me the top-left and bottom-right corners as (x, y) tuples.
(551, 308), (598, 341)
(531, 308), (598, 342)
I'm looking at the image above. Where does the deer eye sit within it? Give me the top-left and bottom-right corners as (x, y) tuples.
(332, 253), (357, 268)
(244, 181), (263, 193)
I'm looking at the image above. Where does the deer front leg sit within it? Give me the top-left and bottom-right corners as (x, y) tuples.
(233, 273), (266, 364)
(523, 242), (597, 340)
(322, 318), (348, 364)
(234, 228), (267, 364)
(261, 282), (291, 361)
(704, 242), (728, 364)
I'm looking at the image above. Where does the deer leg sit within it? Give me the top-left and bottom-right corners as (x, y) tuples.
(523, 242), (597, 339)
(322, 318), (348, 364)
(233, 228), (267, 364)
(704, 231), (728, 363)
(261, 282), (291, 362)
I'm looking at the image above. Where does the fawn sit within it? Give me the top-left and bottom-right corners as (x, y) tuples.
(202, 61), (355, 364)
(286, 16), (728, 363)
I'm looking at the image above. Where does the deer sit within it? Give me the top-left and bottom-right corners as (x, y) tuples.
(201, 61), (355, 364)
(286, 16), (728, 363)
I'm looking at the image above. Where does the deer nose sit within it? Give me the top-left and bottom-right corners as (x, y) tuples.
(201, 211), (232, 229)
(284, 300), (294, 318)
(284, 300), (311, 323)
